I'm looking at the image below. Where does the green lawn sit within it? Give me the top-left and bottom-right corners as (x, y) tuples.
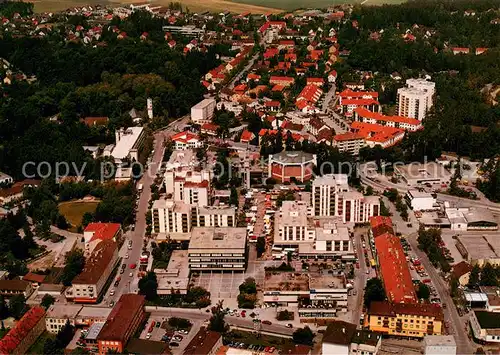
(27, 331), (55, 355)
(58, 200), (99, 231)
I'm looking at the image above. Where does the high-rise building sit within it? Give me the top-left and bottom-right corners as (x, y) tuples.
(312, 174), (380, 223)
(397, 78), (435, 120)
(152, 199), (236, 240)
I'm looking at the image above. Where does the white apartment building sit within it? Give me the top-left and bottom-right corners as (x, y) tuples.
(171, 131), (203, 150)
(298, 224), (354, 260)
(312, 174), (380, 223)
(0, 172), (13, 185)
(152, 199), (236, 239)
(46, 304), (83, 333)
(332, 133), (367, 156)
(191, 98), (216, 125)
(397, 78), (435, 120)
(273, 201), (315, 247)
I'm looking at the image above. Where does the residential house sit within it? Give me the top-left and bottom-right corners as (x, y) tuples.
(171, 131), (203, 150)
(452, 261), (473, 286)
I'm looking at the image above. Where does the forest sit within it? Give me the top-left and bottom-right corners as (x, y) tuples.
(0, 10), (219, 179)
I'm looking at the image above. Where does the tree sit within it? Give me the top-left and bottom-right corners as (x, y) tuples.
(480, 263), (498, 286)
(256, 237), (266, 258)
(0, 296), (8, 320)
(43, 338), (60, 355)
(293, 326), (314, 345)
(277, 310), (294, 321)
(8, 294), (27, 320)
(41, 294), (55, 309)
(81, 212), (94, 228)
(450, 276), (460, 298)
(168, 317), (191, 329)
(56, 320), (75, 348)
(208, 300), (228, 333)
(468, 264), (481, 288)
(417, 283), (430, 300)
(239, 278), (257, 295)
(364, 278), (386, 307)
(138, 271), (158, 301)
(229, 187), (239, 207)
(60, 249), (85, 286)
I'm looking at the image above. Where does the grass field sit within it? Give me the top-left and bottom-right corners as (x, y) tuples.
(58, 200), (99, 230)
(32, 0), (407, 14)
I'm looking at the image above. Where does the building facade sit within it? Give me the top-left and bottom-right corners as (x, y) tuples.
(188, 227), (247, 271)
(45, 304), (83, 334)
(268, 151), (316, 183)
(397, 78), (435, 121)
(97, 294), (146, 354)
(65, 240), (118, 303)
(367, 301), (443, 338)
(191, 98), (216, 125)
(312, 174), (380, 223)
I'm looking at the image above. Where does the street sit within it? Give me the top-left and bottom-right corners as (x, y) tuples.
(103, 116), (189, 306)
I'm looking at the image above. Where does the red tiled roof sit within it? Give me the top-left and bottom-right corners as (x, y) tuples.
(370, 216), (394, 237)
(247, 73), (261, 80)
(98, 294), (145, 342)
(184, 328), (222, 355)
(265, 101), (281, 107)
(272, 85), (285, 92)
(201, 123), (219, 132)
(340, 89), (378, 99)
(270, 76), (294, 83)
(351, 121), (404, 145)
(297, 84), (323, 104)
(240, 130), (255, 142)
(0, 306), (45, 354)
(23, 272), (46, 283)
(82, 117), (109, 127)
(375, 234), (417, 303)
(333, 132), (365, 142)
(84, 223), (121, 242)
(264, 48), (279, 59)
(73, 240), (117, 285)
(306, 77), (324, 84)
(355, 107), (421, 126)
(342, 98), (380, 106)
(184, 180), (209, 188)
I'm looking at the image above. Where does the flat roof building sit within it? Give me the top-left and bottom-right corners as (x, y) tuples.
(405, 190), (438, 211)
(470, 310), (500, 344)
(45, 304), (83, 333)
(423, 335), (456, 355)
(188, 227), (247, 271)
(191, 98), (216, 125)
(456, 234), (500, 266)
(110, 127), (145, 164)
(395, 162), (451, 186)
(155, 250), (190, 295)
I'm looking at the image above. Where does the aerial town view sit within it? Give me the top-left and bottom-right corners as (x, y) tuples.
(0, 0), (500, 354)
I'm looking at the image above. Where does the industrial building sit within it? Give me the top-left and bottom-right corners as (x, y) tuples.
(188, 227), (247, 271)
(394, 162), (452, 186)
(107, 127), (145, 165)
(423, 335), (456, 355)
(470, 310), (500, 343)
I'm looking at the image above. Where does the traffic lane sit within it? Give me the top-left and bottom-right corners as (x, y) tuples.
(406, 233), (473, 354)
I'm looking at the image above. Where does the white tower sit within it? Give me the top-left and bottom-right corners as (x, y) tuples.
(147, 98), (153, 119)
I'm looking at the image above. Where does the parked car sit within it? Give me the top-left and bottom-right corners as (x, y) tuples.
(262, 320), (272, 325)
(169, 342), (179, 347)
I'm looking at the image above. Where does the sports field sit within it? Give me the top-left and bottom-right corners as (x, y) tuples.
(58, 200), (99, 230)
